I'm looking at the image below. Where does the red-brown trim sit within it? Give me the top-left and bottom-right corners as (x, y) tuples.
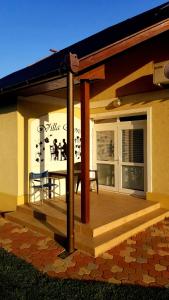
(80, 80), (90, 224)
(77, 65), (105, 80)
(79, 20), (169, 71)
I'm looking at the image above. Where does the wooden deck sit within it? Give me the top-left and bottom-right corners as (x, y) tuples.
(5, 191), (169, 257)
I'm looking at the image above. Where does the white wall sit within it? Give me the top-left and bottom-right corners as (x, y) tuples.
(30, 112), (81, 198)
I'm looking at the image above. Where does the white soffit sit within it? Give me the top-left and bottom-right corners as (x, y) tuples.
(19, 94), (80, 107)
(19, 95), (65, 106)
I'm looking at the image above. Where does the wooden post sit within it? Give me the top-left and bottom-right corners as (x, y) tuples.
(66, 71), (74, 253)
(65, 52), (79, 254)
(80, 80), (90, 224)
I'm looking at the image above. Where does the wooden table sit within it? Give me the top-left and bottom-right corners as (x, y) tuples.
(49, 170), (80, 178)
(49, 170), (81, 198)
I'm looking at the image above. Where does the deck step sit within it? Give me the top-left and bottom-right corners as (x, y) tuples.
(5, 210), (87, 250)
(4, 200), (169, 257)
(17, 202), (67, 227)
(16, 201), (91, 237)
(92, 201), (160, 237)
(17, 200), (66, 218)
(17, 200), (161, 239)
(5, 211), (66, 239)
(78, 208), (169, 257)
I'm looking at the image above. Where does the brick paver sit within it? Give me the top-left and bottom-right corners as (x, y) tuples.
(0, 217), (169, 287)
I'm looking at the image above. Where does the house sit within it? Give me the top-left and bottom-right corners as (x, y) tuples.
(0, 3), (169, 255)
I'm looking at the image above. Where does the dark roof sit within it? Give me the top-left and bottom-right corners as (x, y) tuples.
(0, 1), (168, 92)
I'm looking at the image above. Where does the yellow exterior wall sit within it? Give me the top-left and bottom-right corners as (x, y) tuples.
(0, 106), (18, 211)
(151, 97), (169, 196)
(147, 192), (169, 210)
(17, 110), (25, 203)
(90, 62), (154, 102)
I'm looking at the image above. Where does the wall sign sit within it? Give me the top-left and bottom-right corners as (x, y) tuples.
(31, 113), (81, 173)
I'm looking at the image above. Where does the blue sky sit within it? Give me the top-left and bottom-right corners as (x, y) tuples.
(0, 0), (167, 78)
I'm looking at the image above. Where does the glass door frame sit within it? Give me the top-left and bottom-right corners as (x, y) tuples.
(118, 120), (147, 196)
(93, 120), (147, 196)
(93, 122), (119, 191)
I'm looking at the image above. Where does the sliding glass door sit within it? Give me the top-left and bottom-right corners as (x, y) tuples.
(94, 120), (146, 195)
(94, 123), (118, 191)
(118, 121), (146, 195)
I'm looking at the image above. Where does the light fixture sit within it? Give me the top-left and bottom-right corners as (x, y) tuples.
(105, 97), (121, 110)
(112, 97), (121, 107)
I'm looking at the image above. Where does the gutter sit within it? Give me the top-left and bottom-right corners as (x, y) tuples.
(0, 53), (79, 96)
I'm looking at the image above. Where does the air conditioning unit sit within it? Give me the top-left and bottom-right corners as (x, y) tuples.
(153, 60), (169, 86)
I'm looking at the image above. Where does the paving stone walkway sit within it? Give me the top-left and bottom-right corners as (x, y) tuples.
(0, 217), (169, 287)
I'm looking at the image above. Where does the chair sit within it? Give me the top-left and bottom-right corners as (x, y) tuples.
(29, 170), (60, 204)
(74, 162), (99, 194)
(50, 146), (56, 160)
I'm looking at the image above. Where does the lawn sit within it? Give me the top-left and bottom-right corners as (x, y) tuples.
(0, 247), (168, 300)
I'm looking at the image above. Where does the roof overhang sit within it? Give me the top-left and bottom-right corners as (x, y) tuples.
(0, 18), (168, 98)
(79, 19), (169, 71)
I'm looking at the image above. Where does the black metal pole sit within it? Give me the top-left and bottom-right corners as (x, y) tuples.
(66, 70), (74, 253)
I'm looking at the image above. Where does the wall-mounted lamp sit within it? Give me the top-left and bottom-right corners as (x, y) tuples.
(106, 97), (121, 110)
(112, 97), (121, 107)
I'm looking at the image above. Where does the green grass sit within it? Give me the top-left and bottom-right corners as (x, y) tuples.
(0, 247), (168, 300)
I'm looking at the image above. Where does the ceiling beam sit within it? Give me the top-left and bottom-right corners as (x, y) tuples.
(77, 65), (105, 80)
